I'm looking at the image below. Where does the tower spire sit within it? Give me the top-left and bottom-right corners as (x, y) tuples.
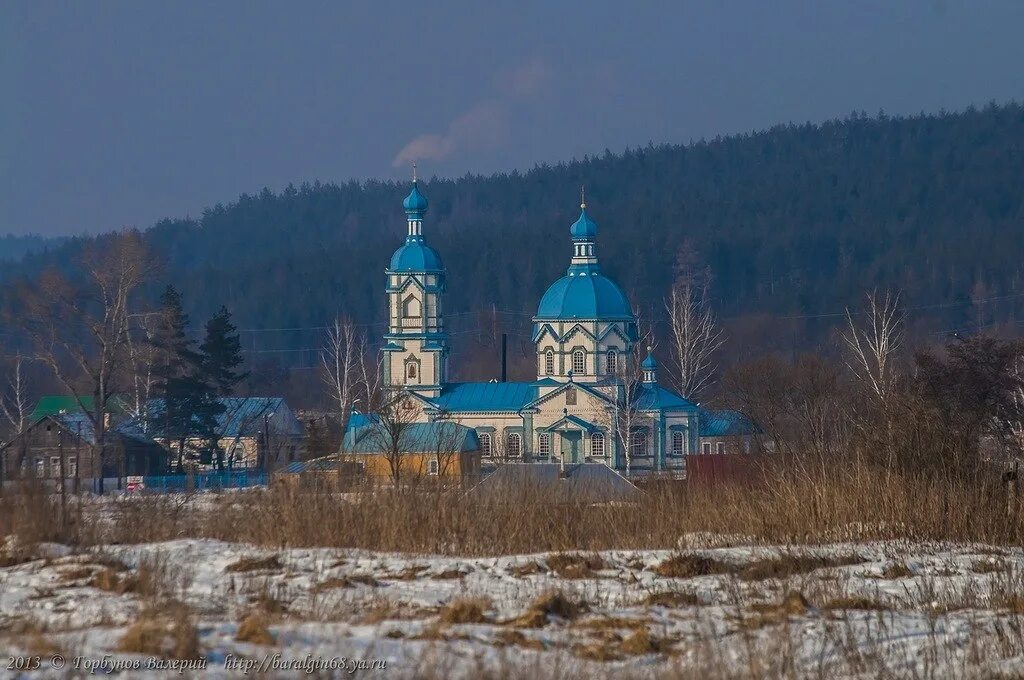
(412, 162), (417, 183)
(580, 185), (586, 210)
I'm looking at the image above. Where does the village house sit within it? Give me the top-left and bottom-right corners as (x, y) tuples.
(697, 409), (765, 455)
(0, 411), (166, 488)
(340, 417), (482, 480)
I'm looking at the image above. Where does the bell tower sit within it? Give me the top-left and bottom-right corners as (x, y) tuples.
(382, 171), (448, 397)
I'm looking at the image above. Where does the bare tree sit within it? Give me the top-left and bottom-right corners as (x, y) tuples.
(320, 317), (364, 436)
(365, 391), (421, 485)
(604, 347), (655, 478)
(666, 244), (724, 401)
(18, 232), (153, 489)
(842, 290), (904, 403)
(0, 354), (33, 438)
(427, 412), (465, 479)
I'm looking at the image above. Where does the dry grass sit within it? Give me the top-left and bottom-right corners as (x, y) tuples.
(547, 553), (607, 579)
(654, 554), (734, 578)
(972, 558), (1008, 574)
(439, 597), (491, 625)
(235, 611), (276, 645)
(879, 561), (914, 579)
(118, 606), (199, 659)
(5, 461), (1024, 557)
(225, 554), (283, 573)
(739, 552), (867, 581)
(822, 595), (889, 611)
(511, 591), (585, 628)
(645, 590), (702, 607)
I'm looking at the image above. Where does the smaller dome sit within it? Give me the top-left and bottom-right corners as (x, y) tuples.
(389, 241), (444, 272)
(569, 209), (597, 241)
(641, 349), (657, 370)
(403, 182), (429, 214)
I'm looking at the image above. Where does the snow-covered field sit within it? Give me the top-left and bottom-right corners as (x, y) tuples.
(3, 534), (1024, 678)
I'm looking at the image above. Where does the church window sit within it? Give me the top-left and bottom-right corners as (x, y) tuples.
(427, 459), (439, 475)
(630, 430), (648, 458)
(402, 295), (421, 318)
(538, 433), (551, 456)
(506, 433), (522, 458)
(606, 349), (618, 374)
(591, 432), (605, 457)
(406, 363), (417, 381)
(671, 431), (684, 456)
(544, 349), (554, 375)
(478, 433), (492, 455)
(572, 350), (585, 375)
(565, 387), (577, 405)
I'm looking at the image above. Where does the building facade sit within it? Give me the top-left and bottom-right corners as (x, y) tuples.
(358, 180), (700, 474)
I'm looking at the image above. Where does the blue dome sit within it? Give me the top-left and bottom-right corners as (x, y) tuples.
(389, 241), (444, 272)
(536, 271), (633, 320)
(403, 183), (428, 215)
(641, 350), (657, 370)
(569, 209), (597, 241)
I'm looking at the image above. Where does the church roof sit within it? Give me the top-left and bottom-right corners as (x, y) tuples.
(698, 409), (762, 437)
(569, 208), (598, 240)
(403, 181), (428, 216)
(633, 384), (697, 412)
(346, 421), (479, 453)
(535, 271), (633, 320)
(389, 241), (444, 272)
(431, 382), (536, 412)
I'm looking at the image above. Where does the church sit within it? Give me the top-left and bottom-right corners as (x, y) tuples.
(374, 178), (699, 474)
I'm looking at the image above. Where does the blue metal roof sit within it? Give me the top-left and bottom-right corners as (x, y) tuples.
(641, 350), (657, 370)
(698, 409), (762, 437)
(347, 421), (479, 453)
(633, 384), (698, 412)
(433, 382), (537, 412)
(48, 411), (154, 445)
(389, 239), (444, 272)
(544, 414), (600, 433)
(142, 397), (302, 438)
(535, 271), (633, 320)
(569, 208), (598, 241)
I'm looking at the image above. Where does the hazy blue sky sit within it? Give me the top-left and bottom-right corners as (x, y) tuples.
(3, 1), (1023, 236)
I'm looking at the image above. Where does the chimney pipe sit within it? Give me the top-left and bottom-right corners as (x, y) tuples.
(501, 333), (507, 382)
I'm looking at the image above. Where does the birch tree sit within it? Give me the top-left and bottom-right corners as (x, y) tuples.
(666, 244), (723, 401)
(0, 354), (32, 438)
(18, 232), (153, 489)
(842, 290), (904, 403)
(320, 317), (364, 435)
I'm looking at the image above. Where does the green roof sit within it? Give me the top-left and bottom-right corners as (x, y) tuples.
(29, 395), (129, 421)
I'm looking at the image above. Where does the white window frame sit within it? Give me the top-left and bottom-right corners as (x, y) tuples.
(702, 441), (712, 455)
(50, 456), (61, 478)
(538, 433), (551, 456)
(544, 349), (555, 375)
(506, 432), (522, 458)
(35, 458), (45, 478)
(478, 433), (492, 456)
(68, 457), (77, 477)
(606, 349), (618, 375)
(572, 350), (585, 375)
(671, 431), (684, 456)
(630, 430), (648, 458)
(427, 459), (439, 476)
(591, 432), (605, 457)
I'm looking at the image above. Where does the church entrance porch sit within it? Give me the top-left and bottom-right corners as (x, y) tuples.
(560, 431), (583, 463)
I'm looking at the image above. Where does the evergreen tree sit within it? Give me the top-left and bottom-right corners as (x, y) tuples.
(200, 306), (248, 396)
(150, 286), (221, 471)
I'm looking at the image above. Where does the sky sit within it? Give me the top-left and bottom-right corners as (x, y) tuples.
(2, 1), (1024, 236)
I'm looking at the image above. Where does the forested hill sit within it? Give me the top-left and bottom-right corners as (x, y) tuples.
(5, 102), (1024, 361)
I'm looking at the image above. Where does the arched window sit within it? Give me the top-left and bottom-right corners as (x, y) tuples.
(591, 432), (605, 457)
(630, 430), (648, 458)
(572, 350), (585, 375)
(544, 349), (555, 375)
(478, 433), (492, 456)
(506, 432), (522, 458)
(606, 349), (618, 375)
(538, 433), (551, 456)
(402, 295), (421, 318)
(672, 431), (684, 456)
